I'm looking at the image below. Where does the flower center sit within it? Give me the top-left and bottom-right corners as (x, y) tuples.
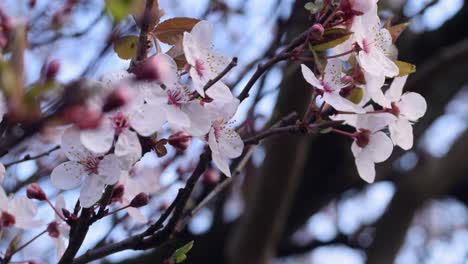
(321, 81), (333, 93)
(1, 211), (16, 228)
(167, 88), (189, 107)
(362, 38), (371, 54)
(194, 59), (204, 77)
(111, 112), (130, 135)
(81, 156), (100, 175)
(212, 119), (224, 141)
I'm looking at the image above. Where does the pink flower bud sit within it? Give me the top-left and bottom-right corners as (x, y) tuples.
(1, 211), (16, 228)
(47, 221), (60, 238)
(168, 132), (191, 152)
(310, 23), (324, 39)
(26, 183), (47, 201)
(129, 193), (149, 208)
(45, 60), (60, 80)
(202, 168), (220, 185)
(63, 105), (102, 129)
(132, 54), (175, 83)
(111, 183), (125, 204)
(102, 86), (130, 112)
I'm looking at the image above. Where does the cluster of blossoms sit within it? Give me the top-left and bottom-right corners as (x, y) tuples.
(51, 20), (243, 212)
(0, 0), (428, 261)
(301, 0), (426, 182)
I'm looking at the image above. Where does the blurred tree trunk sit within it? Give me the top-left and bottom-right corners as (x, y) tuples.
(226, 0), (313, 262)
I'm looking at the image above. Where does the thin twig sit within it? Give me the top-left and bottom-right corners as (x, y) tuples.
(135, 0), (155, 62)
(4, 145), (60, 168)
(202, 57), (238, 91)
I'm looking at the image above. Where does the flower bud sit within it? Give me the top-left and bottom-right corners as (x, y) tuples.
(102, 86), (130, 112)
(168, 132), (191, 152)
(47, 221), (60, 238)
(1, 211), (16, 227)
(45, 60), (60, 80)
(129, 193), (149, 208)
(202, 168), (220, 185)
(26, 183), (47, 201)
(310, 23), (324, 39)
(111, 183), (125, 203)
(63, 105), (102, 129)
(133, 54), (175, 83)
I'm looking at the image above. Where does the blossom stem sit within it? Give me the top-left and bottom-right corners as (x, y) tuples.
(8, 229), (47, 256)
(46, 198), (66, 222)
(326, 49), (356, 59)
(105, 205), (131, 216)
(332, 128), (356, 138)
(322, 6), (340, 28)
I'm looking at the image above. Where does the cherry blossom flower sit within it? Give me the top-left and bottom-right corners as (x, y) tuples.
(183, 20), (231, 96)
(0, 186), (42, 230)
(301, 59), (365, 113)
(118, 164), (161, 223)
(49, 194), (70, 258)
(353, 11), (399, 78)
(143, 84), (211, 136)
(207, 99), (244, 177)
(333, 111), (393, 183)
(51, 128), (121, 208)
(344, 0), (377, 14)
(384, 76), (427, 150)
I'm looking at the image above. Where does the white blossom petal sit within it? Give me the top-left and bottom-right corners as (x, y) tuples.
(115, 130), (142, 168)
(98, 154), (122, 185)
(80, 118), (115, 154)
(165, 105), (191, 128)
(62, 128), (95, 161)
(212, 152), (231, 177)
(354, 149), (376, 183)
(51, 161), (84, 190)
(218, 128), (244, 158)
(130, 103), (166, 136)
(79, 176), (106, 208)
(301, 64), (322, 89)
(189, 20), (213, 51)
(182, 102), (211, 136)
(9, 197), (42, 229)
(389, 117), (414, 150)
(368, 131), (393, 163)
(386, 76), (408, 102)
(323, 93), (365, 113)
(399, 92), (427, 121)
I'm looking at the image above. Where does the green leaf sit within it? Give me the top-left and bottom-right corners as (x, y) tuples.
(347, 87), (364, 104)
(304, 0), (324, 14)
(320, 127), (333, 134)
(311, 28), (353, 52)
(106, 0), (133, 22)
(395, 60), (416, 77)
(114, 35), (139, 60)
(170, 241), (194, 264)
